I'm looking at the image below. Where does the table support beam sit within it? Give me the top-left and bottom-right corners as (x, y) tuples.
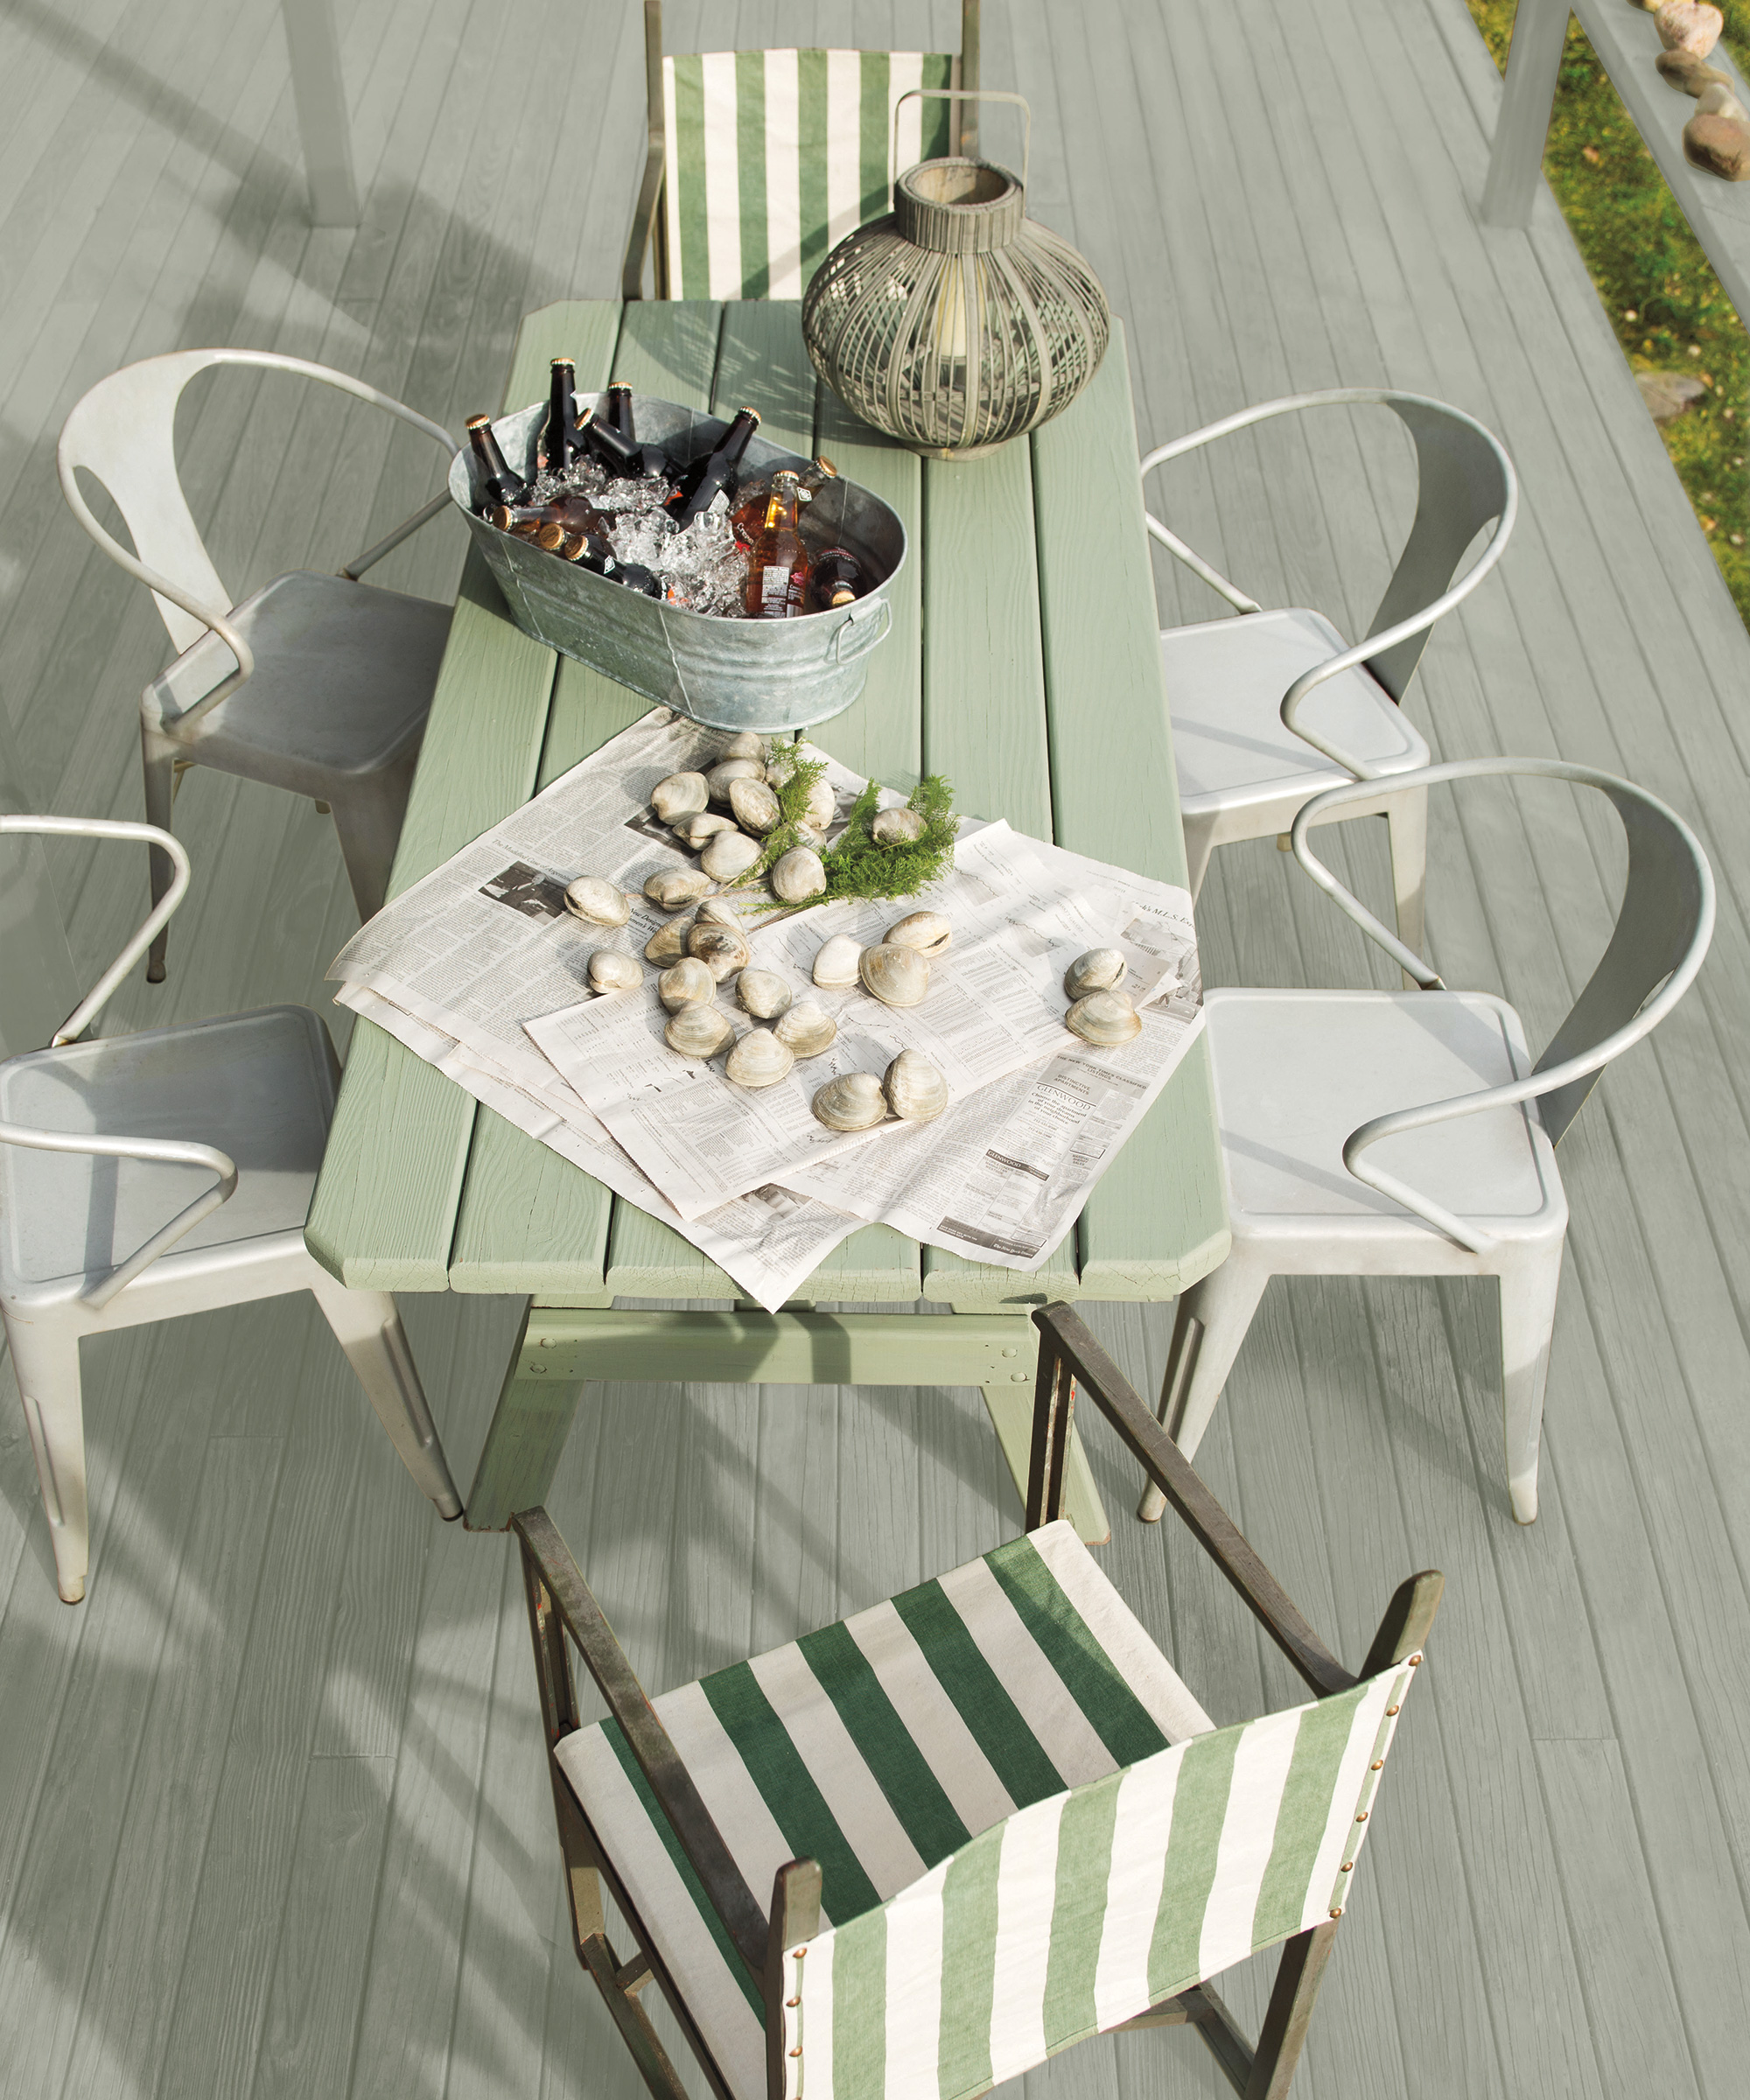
(465, 1306), (1107, 1543)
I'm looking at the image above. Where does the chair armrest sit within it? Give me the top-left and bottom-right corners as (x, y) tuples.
(340, 489), (455, 580)
(1029, 1306), (1355, 1698)
(0, 815), (191, 1044)
(511, 1507), (771, 1986)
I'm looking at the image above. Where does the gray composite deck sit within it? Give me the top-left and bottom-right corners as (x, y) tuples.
(0, 0), (1747, 2094)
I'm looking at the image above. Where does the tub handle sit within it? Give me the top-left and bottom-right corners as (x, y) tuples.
(830, 594), (893, 665)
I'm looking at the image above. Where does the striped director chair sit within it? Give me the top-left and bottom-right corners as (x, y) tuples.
(622, 2), (981, 301)
(514, 1305), (1442, 2100)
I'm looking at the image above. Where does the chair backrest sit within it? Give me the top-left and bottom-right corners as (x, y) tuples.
(662, 49), (957, 301)
(1142, 390), (1517, 712)
(1290, 758), (1714, 1245)
(777, 1659), (1418, 2100)
(57, 349), (456, 655)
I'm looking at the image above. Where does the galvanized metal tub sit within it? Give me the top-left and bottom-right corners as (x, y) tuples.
(448, 395), (904, 733)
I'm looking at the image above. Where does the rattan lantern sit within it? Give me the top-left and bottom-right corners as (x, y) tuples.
(802, 112), (1110, 460)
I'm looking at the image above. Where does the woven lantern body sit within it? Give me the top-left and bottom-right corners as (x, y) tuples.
(802, 158), (1111, 459)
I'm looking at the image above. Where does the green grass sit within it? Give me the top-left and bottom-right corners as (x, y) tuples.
(1468, 1), (1750, 618)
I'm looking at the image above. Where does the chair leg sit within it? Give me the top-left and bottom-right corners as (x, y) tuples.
(1138, 1254), (1272, 1520)
(1497, 1243), (1564, 1525)
(1182, 813), (1218, 902)
(1383, 785), (1428, 988)
(328, 759), (415, 926)
(7, 1317), (91, 1602)
(309, 1280), (462, 1517)
(141, 727), (178, 984)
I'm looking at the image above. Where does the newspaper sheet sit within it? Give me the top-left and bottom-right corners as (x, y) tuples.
(783, 939), (1205, 1270)
(336, 984), (864, 1311)
(524, 822), (1184, 1221)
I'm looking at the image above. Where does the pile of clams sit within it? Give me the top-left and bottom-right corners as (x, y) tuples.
(810, 909), (950, 1009)
(644, 732), (836, 907)
(1061, 948), (1141, 1046)
(812, 1048), (948, 1131)
(655, 915), (839, 1088)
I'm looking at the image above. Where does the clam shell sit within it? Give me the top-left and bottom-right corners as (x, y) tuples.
(564, 876), (631, 928)
(725, 1027), (794, 1090)
(1064, 948), (1128, 1000)
(650, 771), (708, 822)
(689, 923), (752, 982)
(722, 732), (769, 761)
(884, 1048), (948, 1124)
(802, 777), (836, 830)
(659, 957), (717, 1012)
(1657, 2), (1722, 56)
(792, 821), (829, 851)
(812, 1070), (888, 1132)
(771, 845), (827, 904)
(1066, 989), (1142, 1046)
(774, 999), (837, 1058)
(736, 968), (793, 1020)
(859, 942), (930, 1008)
(813, 934), (863, 988)
(695, 895), (744, 929)
(587, 950), (643, 995)
(872, 806), (926, 847)
(886, 910), (950, 960)
(707, 757), (766, 803)
(673, 809), (737, 850)
(728, 776), (782, 835)
(664, 1002), (734, 1059)
(766, 740), (822, 784)
(701, 830), (764, 883)
(646, 866), (712, 912)
(645, 914), (695, 964)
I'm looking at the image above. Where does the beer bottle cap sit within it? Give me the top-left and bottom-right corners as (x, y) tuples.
(550, 356), (575, 371)
(608, 378), (631, 390)
(830, 588), (855, 606)
(816, 457), (838, 477)
(466, 414), (491, 430)
(738, 407), (762, 424)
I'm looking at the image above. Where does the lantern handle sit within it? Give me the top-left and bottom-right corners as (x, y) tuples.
(892, 88), (1031, 189)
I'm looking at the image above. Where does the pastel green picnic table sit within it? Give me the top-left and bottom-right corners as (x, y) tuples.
(305, 299), (1228, 1541)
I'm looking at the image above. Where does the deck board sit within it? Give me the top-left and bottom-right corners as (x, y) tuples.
(3, 0), (1749, 2093)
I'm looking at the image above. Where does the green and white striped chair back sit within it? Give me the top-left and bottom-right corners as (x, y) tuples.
(777, 1658), (1417, 2100)
(662, 50), (956, 300)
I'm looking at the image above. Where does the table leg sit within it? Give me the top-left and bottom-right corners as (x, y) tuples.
(981, 1384), (1110, 1545)
(466, 1302), (589, 1530)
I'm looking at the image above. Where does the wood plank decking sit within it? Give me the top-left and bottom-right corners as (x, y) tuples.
(1, 1), (1746, 2095)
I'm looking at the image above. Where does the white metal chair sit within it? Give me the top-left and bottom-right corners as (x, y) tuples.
(1143, 391), (1518, 958)
(57, 349), (460, 983)
(514, 1305), (1443, 2100)
(1138, 757), (1713, 1529)
(0, 815), (462, 1603)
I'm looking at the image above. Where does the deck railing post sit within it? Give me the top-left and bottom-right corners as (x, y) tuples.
(1480, 0), (1569, 228)
(280, 0), (360, 228)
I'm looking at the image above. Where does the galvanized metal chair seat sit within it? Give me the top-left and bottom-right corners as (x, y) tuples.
(1142, 390), (1517, 961)
(0, 815), (463, 1603)
(1165, 606), (1430, 826)
(145, 569), (444, 791)
(1140, 758), (1714, 1530)
(515, 1306), (1445, 2100)
(57, 347), (459, 982)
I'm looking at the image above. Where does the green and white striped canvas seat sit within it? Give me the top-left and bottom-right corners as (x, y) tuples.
(556, 1521), (1418, 2100)
(662, 50), (955, 300)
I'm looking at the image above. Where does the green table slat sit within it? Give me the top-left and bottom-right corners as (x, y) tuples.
(812, 385), (925, 795)
(911, 438), (1077, 1307)
(1031, 323), (1228, 1298)
(308, 304), (621, 1292)
(712, 299), (818, 456)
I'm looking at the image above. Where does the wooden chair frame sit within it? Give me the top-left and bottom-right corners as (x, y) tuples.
(513, 1302), (1441, 2100)
(620, 0), (983, 300)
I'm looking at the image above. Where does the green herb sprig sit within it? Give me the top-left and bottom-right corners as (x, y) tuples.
(734, 748), (958, 905)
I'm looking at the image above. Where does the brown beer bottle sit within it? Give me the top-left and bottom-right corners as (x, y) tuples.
(667, 408), (761, 527)
(605, 381), (636, 441)
(539, 359), (581, 472)
(744, 471), (810, 619)
(810, 548), (862, 609)
(486, 493), (616, 540)
(466, 416), (528, 508)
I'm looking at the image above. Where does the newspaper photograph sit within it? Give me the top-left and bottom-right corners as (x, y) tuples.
(336, 983), (865, 1311)
(523, 822), (1180, 1222)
